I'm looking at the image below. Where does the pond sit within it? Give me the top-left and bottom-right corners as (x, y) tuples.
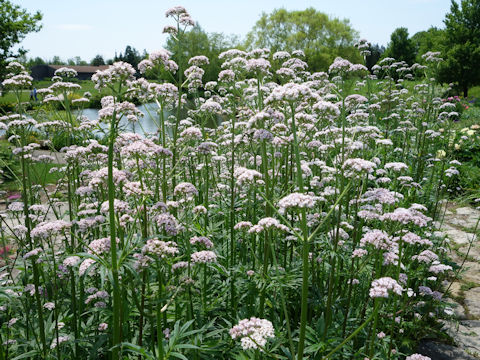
(81, 102), (219, 136)
(82, 103), (166, 136)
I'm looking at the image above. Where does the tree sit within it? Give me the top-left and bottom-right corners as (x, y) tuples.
(411, 27), (445, 62)
(365, 43), (385, 72)
(383, 27), (416, 65)
(67, 56), (87, 66)
(439, 0), (480, 97)
(0, 0), (42, 80)
(245, 8), (361, 72)
(115, 45), (143, 68)
(165, 24), (241, 83)
(50, 56), (65, 65)
(91, 54), (105, 66)
(24, 56), (45, 68)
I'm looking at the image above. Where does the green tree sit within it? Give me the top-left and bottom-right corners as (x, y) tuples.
(91, 54), (105, 66)
(0, 0), (42, 80)
(245, 8), (361, 71)
(365, 43), (385, 71)
(115, 45), (143, 68)
(411, 27), (445, 62)
(165, 24), (241, 82)
(50, 55), (65, 65)
(439, 0), (480, 97)
(27, 56), (46, 67)
(383, 27), (416, 65)
(68, 56), (87, 66)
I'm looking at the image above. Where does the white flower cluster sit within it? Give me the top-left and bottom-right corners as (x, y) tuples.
(229, 317), (275, 351)
(31, 220), (71, 240)
(343, 158), (377, 173)
(369, 277), (403, 298)
(406, 354), (431, 360)
(174, 182), (198, 198)
(248, 217), (289, 234)
(265, 83), (319, 104)
(191, 250), (217, 264)
(278, 193), (316, 212)
(92, 62), (136, 89)
(234, 167), (262, 186)
(54, 67), (78, 78)
(144, 239), (179, 258)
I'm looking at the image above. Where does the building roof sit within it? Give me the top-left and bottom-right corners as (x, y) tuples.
(47, 65), (110, 73)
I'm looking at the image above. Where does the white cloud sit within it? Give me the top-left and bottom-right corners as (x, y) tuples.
(56, 24), (93, 31)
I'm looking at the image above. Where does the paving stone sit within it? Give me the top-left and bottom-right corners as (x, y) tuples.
(465, 288), (480, 318)
(458, 245), (480, 259)
(417, 340), (478, 360)
(461, 262), (480, 285)
(442, 224), (477, 245)
(448, 216), (480, 229)
(449, 282), (463, 298)
(443, 320), (480, 356)
(446, 298), (467, 320)
(456, 207), (480, 218)
(32, 150), (66, 165)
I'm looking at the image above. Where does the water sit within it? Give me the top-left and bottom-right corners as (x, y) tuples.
(81, 102), (219, 136)
(82, 103), (164, 136)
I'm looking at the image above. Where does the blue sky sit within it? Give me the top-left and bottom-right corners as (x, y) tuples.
(12, 0), (453, 62)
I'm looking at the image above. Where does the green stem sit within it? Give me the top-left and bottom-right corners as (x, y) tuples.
(108, 108), (121, 358)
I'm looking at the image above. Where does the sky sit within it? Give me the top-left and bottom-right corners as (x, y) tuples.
(12, 0), (453, 62)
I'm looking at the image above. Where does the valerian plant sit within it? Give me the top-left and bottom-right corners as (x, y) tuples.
(0, 7), (462, 360)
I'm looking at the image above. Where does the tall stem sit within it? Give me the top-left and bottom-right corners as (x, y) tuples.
(289, 103), (309, 360)
(108, 109), (121, 358)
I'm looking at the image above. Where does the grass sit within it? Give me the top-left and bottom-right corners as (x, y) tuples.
(0, 137), (64, 191)
(0, 79), (99, 106)
(0, 162), (64, 192)
(469, 85), (480, 99)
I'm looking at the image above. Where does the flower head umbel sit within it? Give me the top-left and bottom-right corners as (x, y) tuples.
(230, 317), (275, 351)
(369, 277), (403, 298)
(278, 193), (316, 213)
(406, 355), (431, 360)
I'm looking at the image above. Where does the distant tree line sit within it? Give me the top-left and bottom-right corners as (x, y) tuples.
(5, 0), (480, 97)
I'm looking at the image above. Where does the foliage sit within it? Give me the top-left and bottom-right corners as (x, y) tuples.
(449, 108), (480, 198)
(365, 43), (385, 71)
(90, 54), (105, 66)
(50, 55), (65, 65)
(165, 24), (241, 83)
(411, 27), (445, 63)
(0, 141), (18, 182)
(0, 0), (42, 81)
(383, 27), (416, 65)
(66, 56), (88, 66)
(439, 0), (480, 97)
(114, 45), (145, 69)
(245, 8), (361, 71)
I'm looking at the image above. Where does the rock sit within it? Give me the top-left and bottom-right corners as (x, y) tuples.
(449, 282), (463, 298)
(461, 262), (480, 285)
(456, 207), (480, 218)
(443, 320), (480, 355)
(32, 150), (66, 165)
(441, 224), (477, 245)
(446, 299), (467, 320)
(448, 216), (480, 229)
(465, 288), (480, 318)
(416, 340), (478, 360)
(458, 245), (480, 259)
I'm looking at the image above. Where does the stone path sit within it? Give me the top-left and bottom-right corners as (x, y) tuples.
(32, 149), (66, 164)
(432, 205), (480, 359)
